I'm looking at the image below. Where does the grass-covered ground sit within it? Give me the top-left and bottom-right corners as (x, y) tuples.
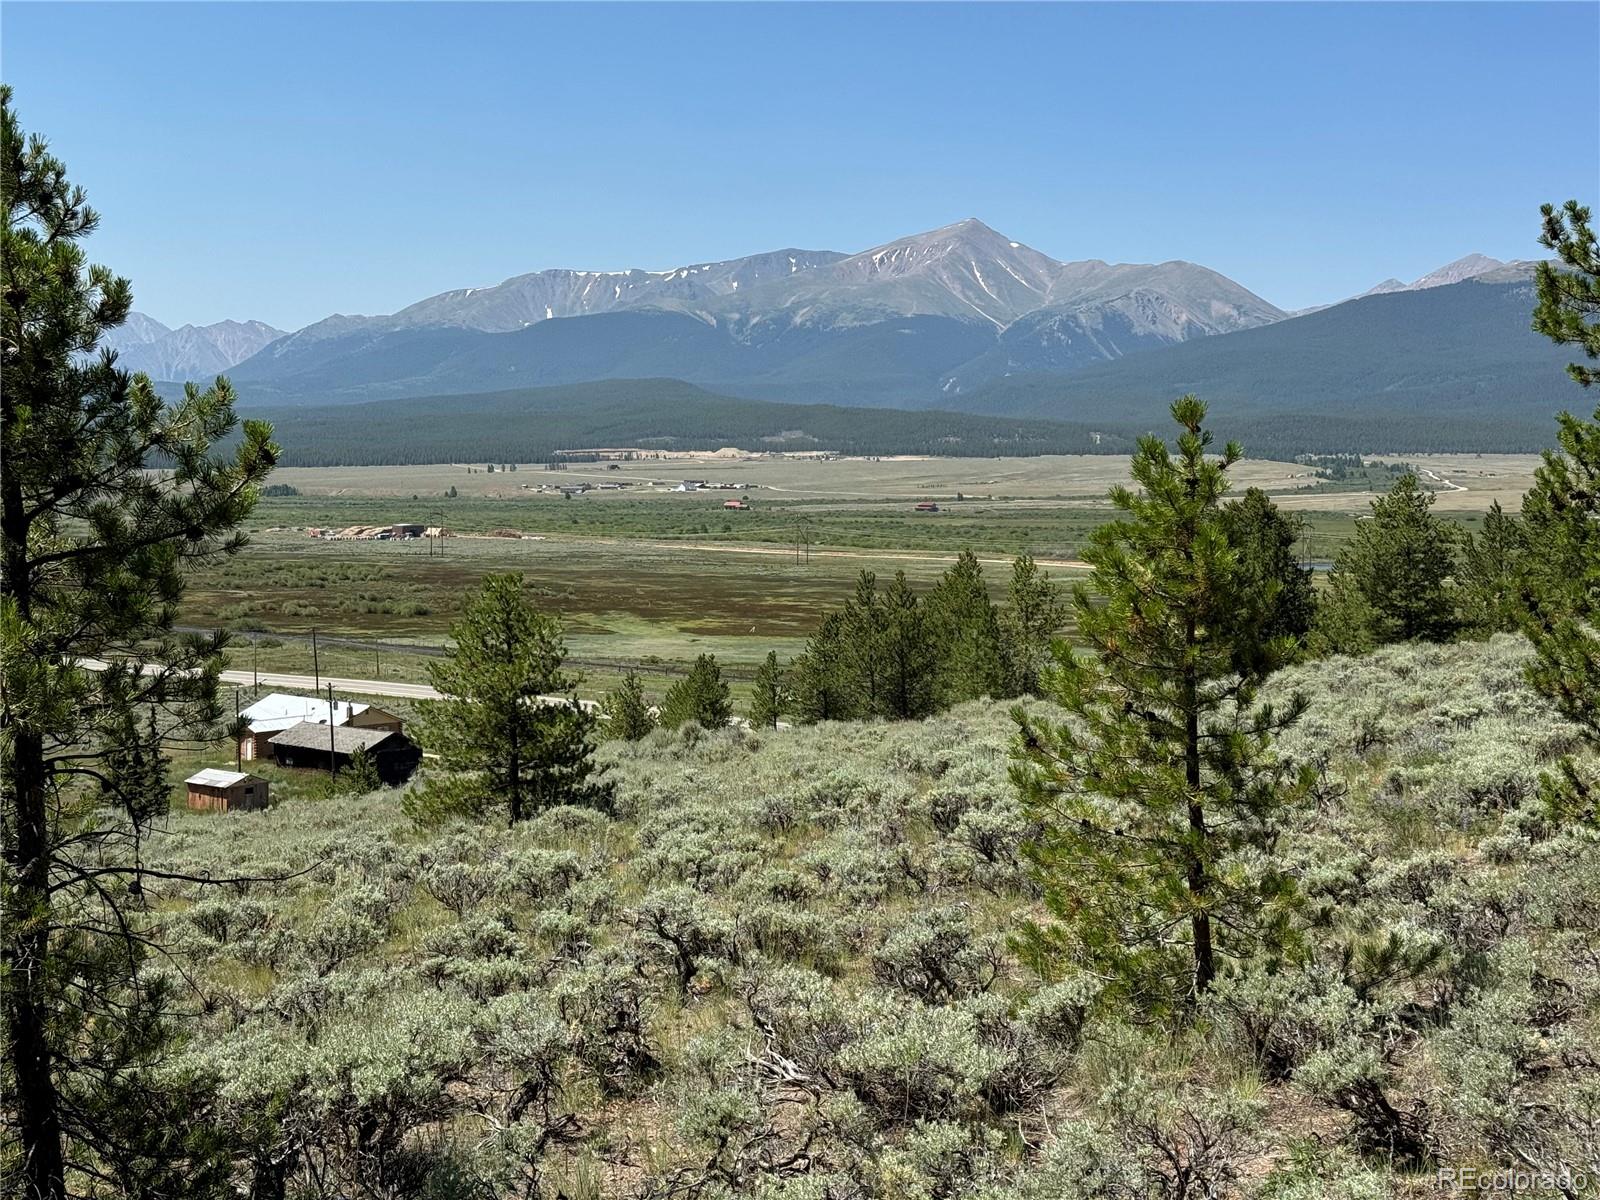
(145, 634), (1600, 1198)
(185, 454), (1534, 697)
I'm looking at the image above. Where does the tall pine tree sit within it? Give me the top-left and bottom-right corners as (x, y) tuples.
(926, 550), (1012, 703)
(1, 86), (277, 1198)
(1219, 487), (1316, 646)
(1314, 474), (1460, 653)
(790, 612), (856, 724)
(878, 571), (941, 720)
(749, 650), (787, 730)
(1014, 397), (1309, 1008)
(1523, 198), (1600, 822)
(411, 573), (608, 825)
(1533, 200), (1600, 386)
(842, 570), (887, 716)
(1002, 553), (1066, 697)
(1459, 501), (1529, 637)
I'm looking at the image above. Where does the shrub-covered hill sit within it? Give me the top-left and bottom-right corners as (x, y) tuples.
(146, 635), (1598, 1198)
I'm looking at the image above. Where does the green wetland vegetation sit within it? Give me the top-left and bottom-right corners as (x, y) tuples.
(189, 491), (1473, 694)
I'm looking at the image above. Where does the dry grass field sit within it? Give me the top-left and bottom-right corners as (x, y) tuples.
(265, 452), (1328, 503)
(265, 451), (1546, 512)
(1277, 453), (1545, 513)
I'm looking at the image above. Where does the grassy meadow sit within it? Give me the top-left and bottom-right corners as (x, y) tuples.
(190, 453), (1541, 700)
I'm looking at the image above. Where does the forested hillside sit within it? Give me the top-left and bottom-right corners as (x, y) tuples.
(247, 378), (1129, 465)
(954, 277), (1575, 454)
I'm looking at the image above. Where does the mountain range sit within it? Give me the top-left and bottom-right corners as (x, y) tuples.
(955, 270), (1572, 455)
(118, 220), (1567, 455)
(126, 219), (1291, 406)
(1359, 252), (1534, 297)
(101, 314), (284, 381)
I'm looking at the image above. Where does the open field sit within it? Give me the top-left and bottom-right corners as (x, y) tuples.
(190, 532), (1065, 705)
(192, 453), (1543, 703)
(265, 452), (1329, 503)
(1283, 452), (1546, 513)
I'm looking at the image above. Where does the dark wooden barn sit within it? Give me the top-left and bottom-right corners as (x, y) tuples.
(268, 722), (422, 785)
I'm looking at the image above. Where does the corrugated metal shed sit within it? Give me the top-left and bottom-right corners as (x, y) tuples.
(185, 768), (255, 788)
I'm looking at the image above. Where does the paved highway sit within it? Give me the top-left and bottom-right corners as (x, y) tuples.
(84, 660), (599, 711)
(218, 668), (446, 702)
(83, 659), (793, 727)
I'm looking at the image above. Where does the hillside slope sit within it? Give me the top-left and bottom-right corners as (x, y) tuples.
(148, 635), (1599, 1199)
(252, 378), (1128, 466)
(949, 275), (1573, 453)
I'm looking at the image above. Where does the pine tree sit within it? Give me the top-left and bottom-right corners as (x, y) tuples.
(411, 574), (608, 825)
(604, 670), (657, 741)
(342, 744), (384, 794)
(878, 571), (941, 720)
(1002, 554), (1066, 697)
(1533, 200), (1600, 386)
(926, 550), (1012, 703)
(1459, 501), (1529, 636)
(790, 612), (857, 724)
(660, 653), (733, 730)
(1, 86), (277, 1198)
(1313, 474), (1459, 653)
(842, 570), (887, 716)
(1523, 199), (1600, 822)
(1219, 487), (1316, 645)
(1014, 397), (1310, 1009)
(749, 650), (787, 729)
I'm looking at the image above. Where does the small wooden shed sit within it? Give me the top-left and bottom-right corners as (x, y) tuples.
(185, 768), (270, 813)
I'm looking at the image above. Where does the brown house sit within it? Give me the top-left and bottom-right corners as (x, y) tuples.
(185, 769), (269, 813)
(268, 722), (422, 786)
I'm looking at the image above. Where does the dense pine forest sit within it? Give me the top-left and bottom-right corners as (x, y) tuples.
(228, 381), (1129, 467)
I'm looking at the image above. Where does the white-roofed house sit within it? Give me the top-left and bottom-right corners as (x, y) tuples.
(236, 692), (403, 762)
(184, 768), (269, 812)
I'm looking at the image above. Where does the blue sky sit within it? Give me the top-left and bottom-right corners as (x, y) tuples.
(4, 1), (1596, 330)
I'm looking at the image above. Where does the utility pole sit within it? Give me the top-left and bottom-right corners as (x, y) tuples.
(326, 682), (338, 784)
(311, 627), (320, 692)
(234, 688), (242, 772)
(252, 641), (259, 689)
(374, 647), (380, 680)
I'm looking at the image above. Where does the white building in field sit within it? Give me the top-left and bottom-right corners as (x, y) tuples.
(235, 692), (403, 761)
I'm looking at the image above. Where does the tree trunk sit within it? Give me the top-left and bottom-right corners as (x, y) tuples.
(4, 449), (66, 1199)
(508, 723), (522, 825)
(6, 730), (66, 1200)
(1184, 617), (1215, 995)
